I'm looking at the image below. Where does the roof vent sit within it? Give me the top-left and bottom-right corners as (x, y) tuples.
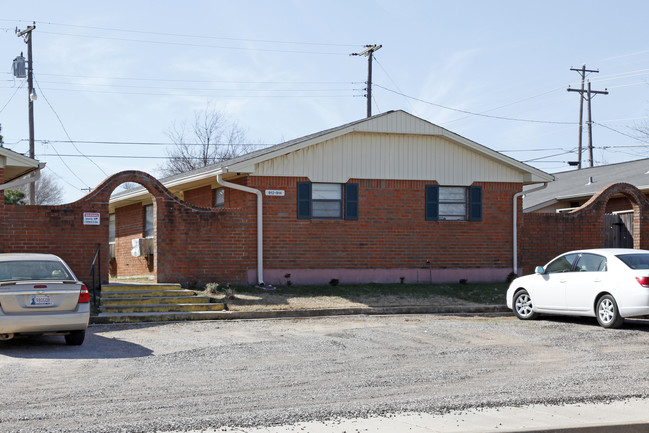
(586, 176), (594, 185)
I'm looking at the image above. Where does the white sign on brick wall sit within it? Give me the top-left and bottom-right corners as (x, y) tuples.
(83, 212), (100, 225)
(265, 190), (285, 197)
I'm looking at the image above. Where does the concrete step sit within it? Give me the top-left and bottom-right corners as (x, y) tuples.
(100, 303), (226, 313)
(92, 310), (232, 324)
(101, 289), (197, 298)
(102, 284), (183, 293)
(100, 295), (212, 306)
(95, 283), (223, 323)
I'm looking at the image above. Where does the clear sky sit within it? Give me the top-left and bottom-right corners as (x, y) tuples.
(2, 0), (649, 203)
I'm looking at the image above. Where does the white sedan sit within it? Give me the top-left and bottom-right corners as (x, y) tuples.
(507, 248), (649, 328)
(0, 253), (90, 345)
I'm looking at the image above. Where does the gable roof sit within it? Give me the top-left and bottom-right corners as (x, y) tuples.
(0, 147), (41, 182)
(112, 110), (553, 203)
(523, 158), (649, 212)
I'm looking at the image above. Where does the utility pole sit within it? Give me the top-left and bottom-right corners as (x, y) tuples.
(567, 66), (607, 169)
(351, 44), (382, 118)
(16, 23), (37, 204)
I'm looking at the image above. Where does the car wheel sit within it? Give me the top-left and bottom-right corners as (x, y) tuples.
(596, 295), (624, 329)
(513, 290), (538, 320)
(65, 330), (85, 346)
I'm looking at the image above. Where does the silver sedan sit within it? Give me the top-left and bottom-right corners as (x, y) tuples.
(0, 253), (90, 345)
(507, 248), (649, 328)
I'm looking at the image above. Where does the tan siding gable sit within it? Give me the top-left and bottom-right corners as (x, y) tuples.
(255, 132), (525, 184)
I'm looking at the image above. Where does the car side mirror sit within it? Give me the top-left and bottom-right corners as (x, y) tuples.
(535, 266), (545, 274)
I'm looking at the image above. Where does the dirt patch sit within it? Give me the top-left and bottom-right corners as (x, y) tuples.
(205, 292), (478, 312)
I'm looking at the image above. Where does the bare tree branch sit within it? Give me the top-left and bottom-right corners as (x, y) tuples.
(16, 172), (64, 205)
(158, 104), (251, 177)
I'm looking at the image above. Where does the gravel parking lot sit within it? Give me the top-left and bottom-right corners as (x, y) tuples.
(2, 314), (649, 432)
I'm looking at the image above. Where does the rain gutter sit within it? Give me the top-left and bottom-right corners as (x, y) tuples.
(216, 172), (270, 288)
(513, 183), (548, 274)
(0, 163), (45, 191)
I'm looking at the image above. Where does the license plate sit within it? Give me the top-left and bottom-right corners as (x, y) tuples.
(29, 295), (52, 306)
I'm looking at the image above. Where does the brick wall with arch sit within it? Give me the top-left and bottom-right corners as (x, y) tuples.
(0, 170), (252, 286)
(520, 183), (649, 272)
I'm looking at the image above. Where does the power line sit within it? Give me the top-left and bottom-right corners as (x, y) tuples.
(35, 77), (108, 177)
(374, 84), (576, 125)
(2, 19), (359, 48)
(31, 80), (356, 93)
(38, 72), (354, 85)
(12, 139), (274, 147)
(442, 86), (566, 125)
(35, 154), (225, 160)
(39, 30), (349, 56)
(0, 80), (25, 114)
(4, 86), (355, 98)
(594, 122), (648, 143)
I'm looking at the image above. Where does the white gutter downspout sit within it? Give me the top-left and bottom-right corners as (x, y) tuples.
(216, 173), (270, 288)
(0, 163), (45, 191)
(513, 182), (548, 275)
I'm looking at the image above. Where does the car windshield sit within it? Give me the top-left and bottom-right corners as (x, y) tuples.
(616, 253), (649, 270)
(0, 260), (74, 282)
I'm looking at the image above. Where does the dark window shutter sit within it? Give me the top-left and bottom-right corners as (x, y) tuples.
(425, 185), (439, 221)
(297, 182), (312, 219)
(469, 185), (482, 222)
(344, 183), (359, 220)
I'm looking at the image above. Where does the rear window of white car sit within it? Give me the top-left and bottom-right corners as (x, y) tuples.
(617, 254), (649, 270)
(0, 260), (74, 282)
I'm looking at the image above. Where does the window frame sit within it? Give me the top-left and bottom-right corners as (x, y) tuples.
(297, 182), (358, 221)
(143, 204), (154, 238)
(214, 187), (225, 208)
(312, 183), (343, 219)
(426, 185), (482, 222)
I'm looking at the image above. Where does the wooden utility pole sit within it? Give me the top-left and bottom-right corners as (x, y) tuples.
(568, 66), (608, 168)
(16, 23), (36, 204)
(351, 44), (382, 117)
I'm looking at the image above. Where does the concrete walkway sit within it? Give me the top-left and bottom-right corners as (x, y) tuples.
(182, 398), (649, 433)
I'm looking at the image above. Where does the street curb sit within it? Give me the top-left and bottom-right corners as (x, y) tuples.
(501, 422), (649, 433)
(90, 304), (510, 324)
(218, 304), (510, 320)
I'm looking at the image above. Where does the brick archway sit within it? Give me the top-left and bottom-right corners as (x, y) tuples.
(0, 171), (251, 285)
(520, 182), (649, 273)
(572, 182), (649, 249)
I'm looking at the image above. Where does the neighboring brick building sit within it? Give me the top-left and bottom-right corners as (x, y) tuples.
(519, 159), (649, 270)
(0, 146), (41, 199)
(523, 158), (649, 214)
(109, 110), (553, 286)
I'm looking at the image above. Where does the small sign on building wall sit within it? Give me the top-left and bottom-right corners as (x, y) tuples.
(265, 190), (285, 197)
(83, 212), (100, 225)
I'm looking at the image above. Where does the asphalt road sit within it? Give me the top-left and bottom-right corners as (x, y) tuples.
(2, 314), (649, 432)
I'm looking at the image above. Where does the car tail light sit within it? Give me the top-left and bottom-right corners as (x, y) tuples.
(78, 285), (90, 303)
(636, 276), (649, 287)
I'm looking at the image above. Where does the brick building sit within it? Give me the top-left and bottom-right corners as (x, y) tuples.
(109, 110), (553, 286)
(519, 159), (649, 270)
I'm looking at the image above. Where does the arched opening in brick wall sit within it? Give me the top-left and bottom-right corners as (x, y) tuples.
(520, 183), (649, 273)
(0, 171), (178, 285)
(109, 185), (158, 282)
(603, 195), (636, 248)
(575, 183), (649, 250)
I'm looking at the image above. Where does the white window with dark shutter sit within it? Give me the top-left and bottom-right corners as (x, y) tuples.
(297, 182), (359, 220)
(426, 185), (482, 222)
